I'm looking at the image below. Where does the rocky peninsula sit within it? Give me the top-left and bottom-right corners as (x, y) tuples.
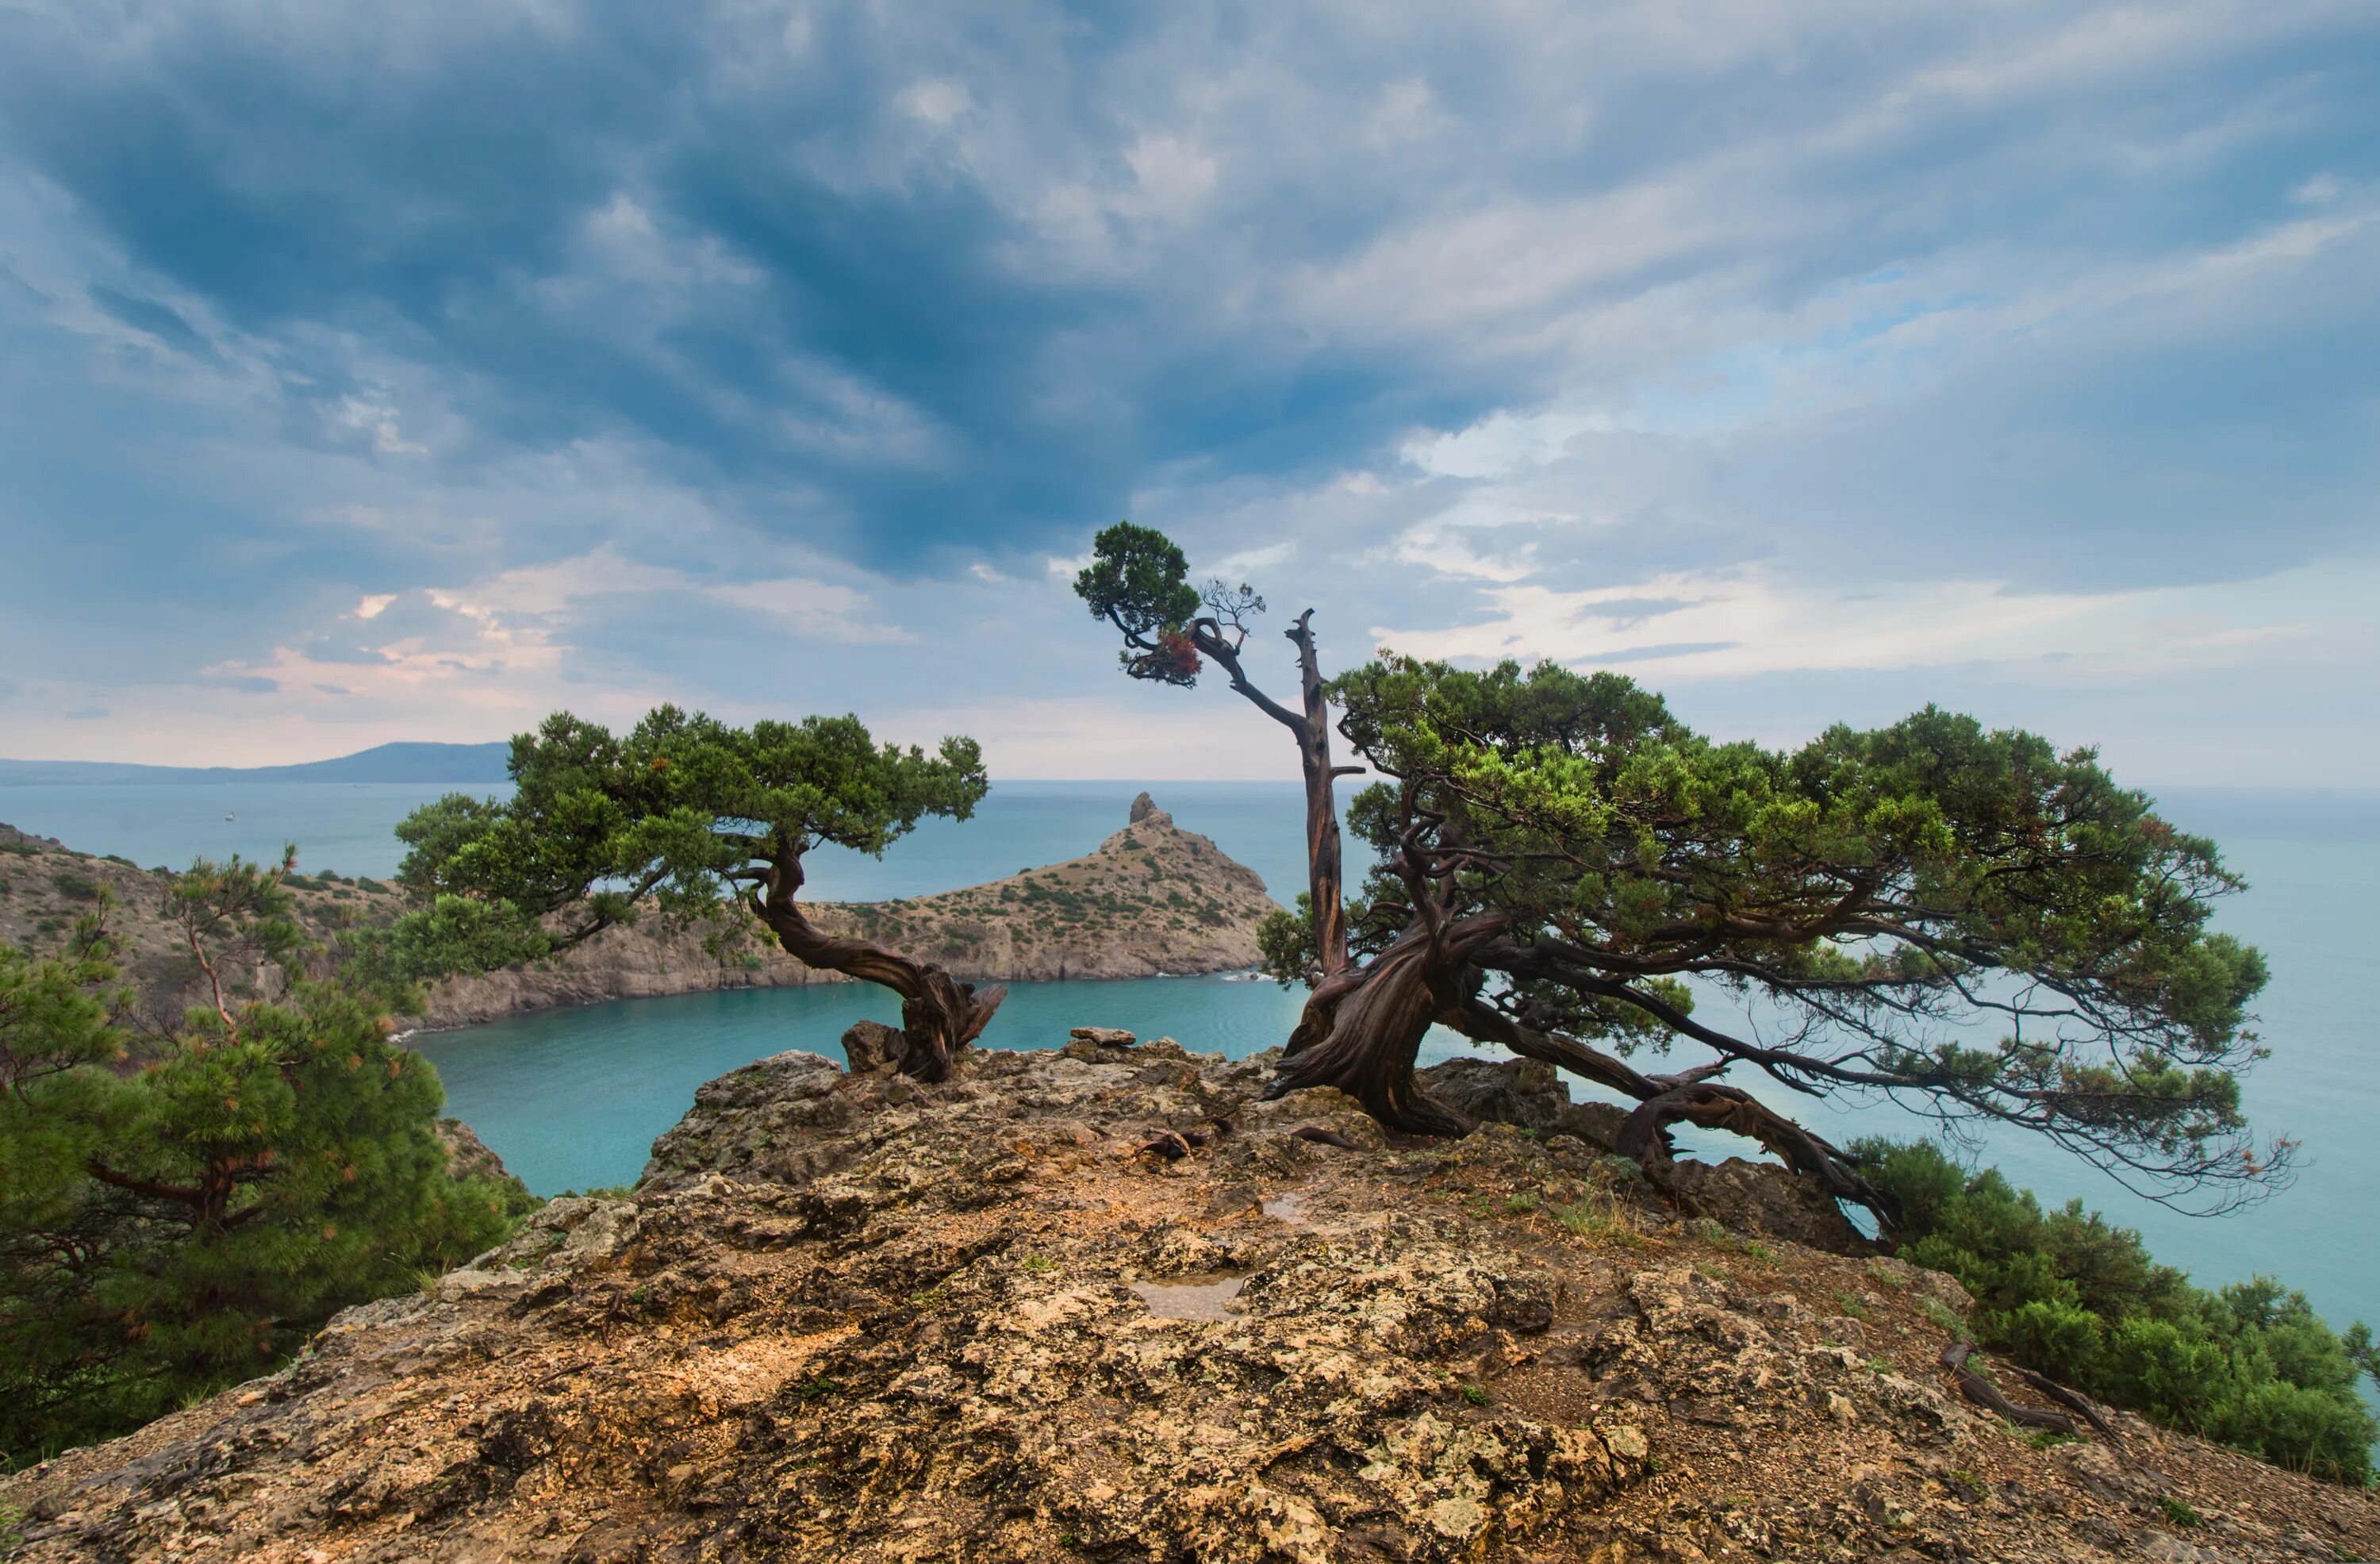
(5, 1036), (2374, 1563)
(0, 794), (1281, 1033)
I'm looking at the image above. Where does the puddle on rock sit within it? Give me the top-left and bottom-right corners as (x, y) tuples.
(1130, 1274), (1246, 1321)
(1261, 1190), (1309, 1225)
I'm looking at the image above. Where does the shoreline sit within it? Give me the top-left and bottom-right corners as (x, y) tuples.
(4, 793), (1288, 1036)
(394, 960), (1277, 1042)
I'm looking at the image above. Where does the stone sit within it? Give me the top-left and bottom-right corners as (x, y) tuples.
(839, 1019), (908, 1074)
(7, 1043), (2374, 1564)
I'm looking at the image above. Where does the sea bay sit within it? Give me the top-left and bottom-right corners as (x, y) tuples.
(8, 775), (2374, 1420)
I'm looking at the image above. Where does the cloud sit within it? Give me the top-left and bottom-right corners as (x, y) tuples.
(1370, 560), (2373, 683)
(0, 0), (2374, 781)
(62, 704), (108, 721)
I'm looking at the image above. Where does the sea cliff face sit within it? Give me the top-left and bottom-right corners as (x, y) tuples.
(6, 1040), (2374, 1563)
(0, 795), (1284, 1035)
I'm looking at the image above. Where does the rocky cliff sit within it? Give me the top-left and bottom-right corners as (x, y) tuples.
(0, 796), (1284, 1034)
(413, 794), (1278, 1028)
(6, 1040), (2372, 1563)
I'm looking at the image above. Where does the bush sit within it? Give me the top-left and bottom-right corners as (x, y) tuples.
(48, 871), (100, 903)
(1857, 1138), (2378, 1483)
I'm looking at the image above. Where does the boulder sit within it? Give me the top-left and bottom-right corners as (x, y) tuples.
(839, 1019), (908, 1074)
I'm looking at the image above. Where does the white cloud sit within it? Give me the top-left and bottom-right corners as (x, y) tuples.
(708, 577), (914, 644)
(1372, 560), (2374, 684)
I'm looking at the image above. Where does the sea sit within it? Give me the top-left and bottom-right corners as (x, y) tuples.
(5, 777), (2374, 1420)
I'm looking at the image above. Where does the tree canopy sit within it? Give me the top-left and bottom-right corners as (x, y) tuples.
(1265, 655), (2280, 1225)
(389, 705), (1004, 1077)
(1, 862), (512, 1465)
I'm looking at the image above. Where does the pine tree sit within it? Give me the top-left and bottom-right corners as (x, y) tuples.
(0, 859), (515, 1466)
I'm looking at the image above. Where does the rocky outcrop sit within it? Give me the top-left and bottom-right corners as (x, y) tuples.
(434, 1116), (540, 1218)
(412, 796), (1282, 1028)
(2, 800), (1286, 1036)
(7, 1043), (2374, 1563)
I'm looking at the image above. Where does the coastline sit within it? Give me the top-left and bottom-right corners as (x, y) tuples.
(2, 794), (1286, 1038)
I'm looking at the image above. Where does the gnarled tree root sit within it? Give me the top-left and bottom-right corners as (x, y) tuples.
(2018, 1366), (2122, 1443)
(1613, 1082), (1903, 1243)
(1940, 1342), (2082, 1435)
(754, 886), (1005, 1082)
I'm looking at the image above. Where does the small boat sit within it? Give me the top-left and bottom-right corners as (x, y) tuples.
(225, 812), (235, 820)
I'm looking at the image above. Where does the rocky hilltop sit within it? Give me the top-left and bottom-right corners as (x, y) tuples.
(6, 1039), (2372, 1563)
(0, 795), (1283, 1032)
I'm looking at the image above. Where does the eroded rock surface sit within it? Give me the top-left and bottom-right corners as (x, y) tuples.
(7, 1043), (2375, 1564)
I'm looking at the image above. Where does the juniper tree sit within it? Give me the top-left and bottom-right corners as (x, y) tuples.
(1075, 521), (1361, 980)
(1262, 655), (2281, 1232)
(0, 864), (510, 1463)
(390, 705), (1003, 1078)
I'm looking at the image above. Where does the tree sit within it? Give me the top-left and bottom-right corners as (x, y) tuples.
(1075, 521), (1362, 984)
(1260, 655), (2281, 1232)
(389, 705), (1003, 1079)
(1, 864), (511, 1464)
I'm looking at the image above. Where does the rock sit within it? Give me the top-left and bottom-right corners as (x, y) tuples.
(435, 1117), (539, 1216)
(1416, 1056), (1627, 1147)
(839, 1019), (908, 1074)
(1129, 790), (1160, 824)
(1866, 1254), (1976, 1318)
(1663, 1157), (1867, 1254)
(1069, 1025), (1137, 1047)
(7, 1044), (2376, 1564)
(1488, 1271), (1559, 1334)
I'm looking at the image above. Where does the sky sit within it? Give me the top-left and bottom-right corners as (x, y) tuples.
(2, 0), (2375, 786)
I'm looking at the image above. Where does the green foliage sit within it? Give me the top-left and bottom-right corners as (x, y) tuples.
(386, 705), (988, 978)
(48, 872), (101, 902)
(1073, 521), (1203, 686)
(1326, 652), (2278, 1206)
(1257, 896), (1318, 986)
(0, 867), (513, 1468)
(1858, 1138), (2378, 1483)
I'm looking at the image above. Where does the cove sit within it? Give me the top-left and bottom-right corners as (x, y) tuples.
(409, 974), (1458, 1197)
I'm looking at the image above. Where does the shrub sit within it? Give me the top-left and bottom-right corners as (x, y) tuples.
(48, 871), (100, 902)
(1856, 1138), (2378, 1483)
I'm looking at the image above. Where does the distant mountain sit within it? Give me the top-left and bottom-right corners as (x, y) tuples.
(0, 742), (513, 786)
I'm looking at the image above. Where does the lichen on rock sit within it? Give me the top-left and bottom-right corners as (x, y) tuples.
(6, 1044), (2375, 1564)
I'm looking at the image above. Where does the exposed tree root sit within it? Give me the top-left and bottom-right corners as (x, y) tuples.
(1612, 1082), (1902, 1241)
(1941, 1342), (2082, 1435)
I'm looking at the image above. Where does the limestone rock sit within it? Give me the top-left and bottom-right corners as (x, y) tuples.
(838, 1018), (908, 1073)
(7, 1044), (2374, 1564)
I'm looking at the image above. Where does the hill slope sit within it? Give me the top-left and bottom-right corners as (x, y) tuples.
(412, 793), (1279, 1028)
(5, 1042), (2372, 1562)
(0, 794), (1283, 1032)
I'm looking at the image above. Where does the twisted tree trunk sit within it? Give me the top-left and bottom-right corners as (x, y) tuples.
(1286, 611), (1354, 977)
(1190, 608), (1357, 981)
(750, 850), (1005, 1082)
(1264, 915), (1507, 1136)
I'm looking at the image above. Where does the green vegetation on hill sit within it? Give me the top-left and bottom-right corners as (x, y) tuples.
(0, 860), (517, 1470)
(1858, 1138), (2380, 1484)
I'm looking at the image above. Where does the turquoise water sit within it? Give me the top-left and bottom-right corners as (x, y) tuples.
(10, 776), (2376, 1410)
